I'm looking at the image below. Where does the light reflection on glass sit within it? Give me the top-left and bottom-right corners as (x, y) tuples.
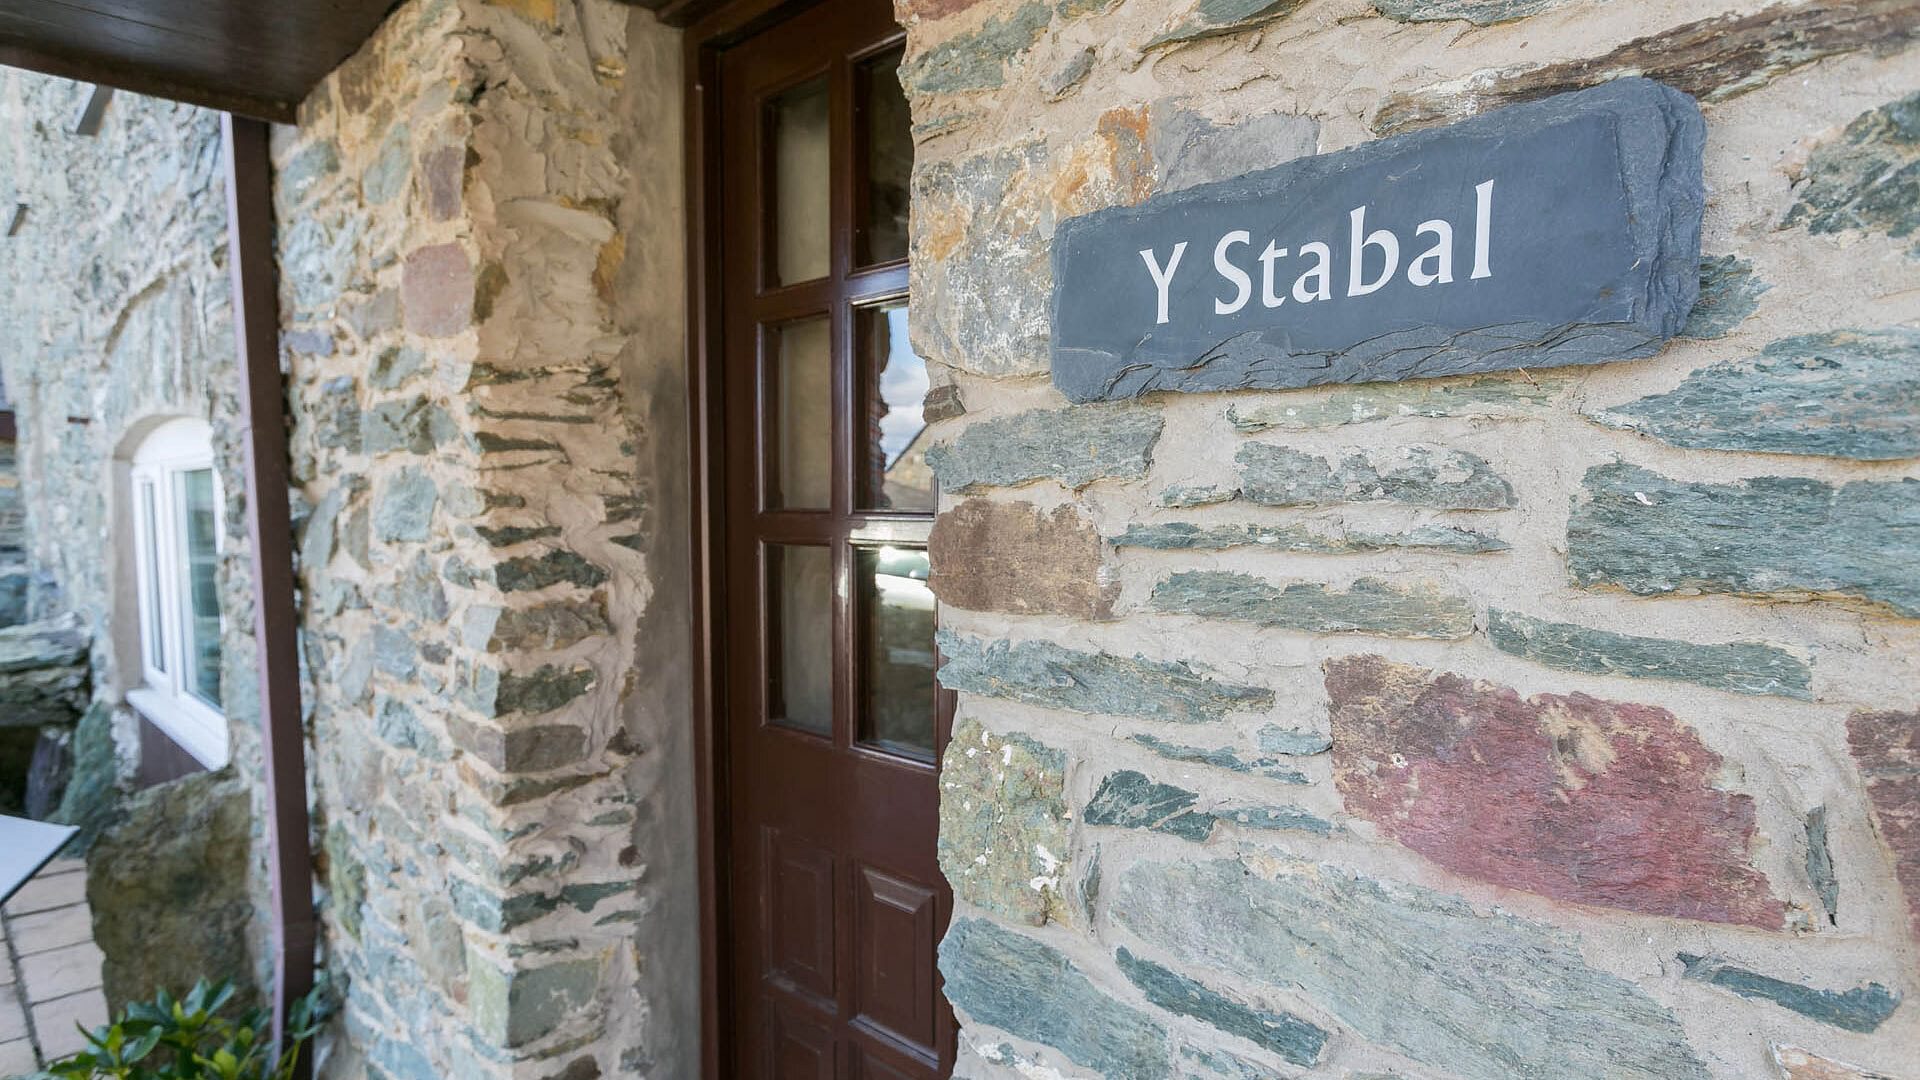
(858, 545), (935, 761)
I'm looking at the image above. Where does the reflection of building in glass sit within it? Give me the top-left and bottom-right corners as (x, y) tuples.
(865, 303), (933, 511)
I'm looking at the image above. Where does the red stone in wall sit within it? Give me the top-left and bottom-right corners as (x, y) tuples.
(1326, 654), (1785, 928)
(1846, 708), (1920, 947)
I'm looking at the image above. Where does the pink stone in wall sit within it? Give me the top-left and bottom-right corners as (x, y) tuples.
(1326, 654), (1786, 928)
(421, 145), (465, 222)
(402, 242), (474, 337)
(1846, 708), (1920, 948)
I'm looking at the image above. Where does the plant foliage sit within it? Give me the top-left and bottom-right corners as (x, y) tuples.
(27, 980), (326, 1080)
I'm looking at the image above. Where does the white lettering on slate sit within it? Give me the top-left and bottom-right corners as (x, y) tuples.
(1139, 241), (1188, 325)
(1139, 179), (1495, 326)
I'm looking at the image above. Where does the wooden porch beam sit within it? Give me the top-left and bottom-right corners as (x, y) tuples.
(221, 113), (316, 1074)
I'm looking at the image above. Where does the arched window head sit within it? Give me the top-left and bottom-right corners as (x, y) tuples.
(127, 417), (227, 767)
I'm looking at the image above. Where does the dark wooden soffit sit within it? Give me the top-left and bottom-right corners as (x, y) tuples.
(0, 0), (403, 123)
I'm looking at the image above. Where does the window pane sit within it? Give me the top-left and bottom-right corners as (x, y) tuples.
(770, 76), (830, 285)
(858, 47), (911, 266)
(768, 543), (832, 737)
(857, 546), (935, 761)
(177, 468), (222, 709)
(139, 480), (165, 674)
(859, 303), (933, 511)
(768, 316), (833, 510)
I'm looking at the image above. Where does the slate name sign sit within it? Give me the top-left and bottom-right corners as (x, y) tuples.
(1050, 78), (1706, 402)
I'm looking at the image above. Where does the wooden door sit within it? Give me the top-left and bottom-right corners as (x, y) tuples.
(716, 2), (954, 1076)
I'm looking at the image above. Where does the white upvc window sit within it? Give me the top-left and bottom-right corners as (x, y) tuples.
(126, 417), (228, 768)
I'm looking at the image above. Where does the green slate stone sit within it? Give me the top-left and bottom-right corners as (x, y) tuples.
(1568, 464), (1920, 618)
(493, 549), (608, 592)
(936, 629), (1273, 722)
(468, 954), (601, 1048)
(1152, 570), (1476, 639)
(900, 2), (1051, 94)
(1255, 724), (1332, 756)
(1486, 609), (1811, 699)
(1681, 255), (1769, 338)
(1805, 806), (1840, 926)
(1111, 856), (1709, 1079)
(1115, 947), (1327, 1066)
(1110, 520), (1507, 554)
(1371, 0), (1570, 24)
(1784, 89), (1920, 250)
(939, 918), (1170, 1078)
(1677, 954), (1902, 1033)
(938, 719), (1073, 927)
(1129, 733), (1306, 781)
(1227, 374), (1558, 431)
(1216, 804), (1332, 836)
(927, 405), (1162, 493)
(1237, 443), (1514, 510)
(1596, 329), (1920, 460)
(1085, 770), (1206, 838)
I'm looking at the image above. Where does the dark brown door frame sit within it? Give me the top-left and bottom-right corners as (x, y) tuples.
(681, 2), (828, 1075)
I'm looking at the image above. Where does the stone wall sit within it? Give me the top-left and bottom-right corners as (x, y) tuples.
(272, 1), (697, 1075)
(905, 1), (1920, 1077)
(0, 72), (272, 999)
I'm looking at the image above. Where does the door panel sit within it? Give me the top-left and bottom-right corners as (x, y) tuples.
(718, 2), (954, 1075)
(853, 865), (939, 1052)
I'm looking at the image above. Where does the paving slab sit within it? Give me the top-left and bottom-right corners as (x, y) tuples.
(19, 941), (102, 1005)
(0, 983), (26, 1042)
(33, 988), (106, 1060)
(0, 1036), (37, 1076)
(2, 873), (85, 918)
(7, 905), (92, 957)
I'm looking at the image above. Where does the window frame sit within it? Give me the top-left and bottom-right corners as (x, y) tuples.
(125, 418), (228, 768)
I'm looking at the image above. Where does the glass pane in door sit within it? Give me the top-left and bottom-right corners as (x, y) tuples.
(177, 468), (222, 708)
(857, 545), (935, 760)
(768, 543), (833, 737)
(767, 316), (833, 510)
(857, 46), (911, 267)
(769, 76), (831, 285)
(858, 303), (934, 511)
